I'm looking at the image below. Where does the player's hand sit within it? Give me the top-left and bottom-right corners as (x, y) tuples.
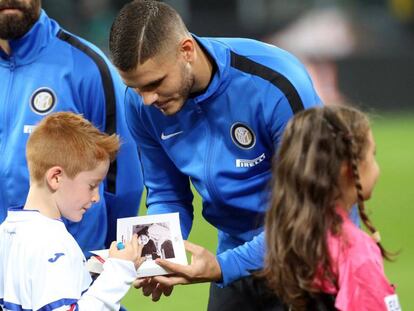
(152, 240), (222, 286)
(133, 277), (173, 302)
(109, 234), (143, 269)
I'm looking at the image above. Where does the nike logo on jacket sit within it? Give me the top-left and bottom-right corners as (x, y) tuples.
(161, 131), (184, 140)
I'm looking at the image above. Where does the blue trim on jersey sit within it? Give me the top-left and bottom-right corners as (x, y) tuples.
(37, 298), (78, 311)
(1, 298), (32, 311)
(0, 295), (79, 310)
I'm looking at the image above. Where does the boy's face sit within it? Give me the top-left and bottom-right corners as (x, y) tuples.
(56, 160), (109, 222)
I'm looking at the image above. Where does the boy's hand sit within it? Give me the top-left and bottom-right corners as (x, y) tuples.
(109, 234), (143, 269)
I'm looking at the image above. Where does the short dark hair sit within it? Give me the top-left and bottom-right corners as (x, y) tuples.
(109, 0), (188, 71)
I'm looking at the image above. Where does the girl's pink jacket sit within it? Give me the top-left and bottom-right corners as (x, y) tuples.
(315, 208), (401, 311)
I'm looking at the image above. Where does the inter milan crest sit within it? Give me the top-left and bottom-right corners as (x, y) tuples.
(230, 122), (256, 149)
(30, 87), (57, 115)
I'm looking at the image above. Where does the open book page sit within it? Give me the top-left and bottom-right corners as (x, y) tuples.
(87, 213), (188, 278)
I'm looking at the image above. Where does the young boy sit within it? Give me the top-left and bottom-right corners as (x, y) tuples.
(0, 112), (142, 310)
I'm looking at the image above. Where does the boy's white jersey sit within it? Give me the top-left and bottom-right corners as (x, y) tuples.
(0, 209), (137, 310)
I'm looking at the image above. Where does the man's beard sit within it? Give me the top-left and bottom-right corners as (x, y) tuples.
(0, 0), (41, 40)
(179, 63), (194, 104)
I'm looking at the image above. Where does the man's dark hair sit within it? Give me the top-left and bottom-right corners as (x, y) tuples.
(109, 0), (188, 71)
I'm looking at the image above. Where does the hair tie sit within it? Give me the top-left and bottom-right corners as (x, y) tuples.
(372, 231), (381, 243)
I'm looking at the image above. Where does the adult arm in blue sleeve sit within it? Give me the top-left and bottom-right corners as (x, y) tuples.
(125, 89), (194, 238)
(216, 232), (265, 285)
(214, 65), (323, 285)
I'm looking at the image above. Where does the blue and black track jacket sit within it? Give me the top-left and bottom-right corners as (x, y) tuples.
(126, 36), (322, 285)
(0, 11), (143, 254)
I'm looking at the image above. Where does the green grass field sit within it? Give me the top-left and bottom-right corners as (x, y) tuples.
(122, 112), (414, 310)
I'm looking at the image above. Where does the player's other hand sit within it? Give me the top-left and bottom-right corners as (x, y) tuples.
(133, 277), (173, 302)
(131, 240), (221, 302)
(153, 240), (222, 286)
(109, 234), (143, 269)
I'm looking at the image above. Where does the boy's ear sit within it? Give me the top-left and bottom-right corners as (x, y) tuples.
(46, 166), (64, 191)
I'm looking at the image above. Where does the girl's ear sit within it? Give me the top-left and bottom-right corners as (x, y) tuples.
(339, 161), (354, 184)
(46, 166), (63, 191)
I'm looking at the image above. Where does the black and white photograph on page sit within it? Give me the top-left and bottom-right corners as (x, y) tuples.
(117, 212), (187, 278)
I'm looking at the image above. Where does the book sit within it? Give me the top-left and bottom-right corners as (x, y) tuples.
(87, 212), (188, 278)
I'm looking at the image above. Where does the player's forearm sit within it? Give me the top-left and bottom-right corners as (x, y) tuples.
(216, 232), (265, 286)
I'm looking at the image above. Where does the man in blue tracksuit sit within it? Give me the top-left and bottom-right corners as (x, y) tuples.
(109, 1), (321, 310)
(0, 0), (143, 255)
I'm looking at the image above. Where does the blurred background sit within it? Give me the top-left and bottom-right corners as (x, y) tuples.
(42, 0), (414, 309)
(43, 0), (414, 111)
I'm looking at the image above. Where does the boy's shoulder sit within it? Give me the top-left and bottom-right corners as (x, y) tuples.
(1, 210), (86, 279)
(1, 210), (78, 254)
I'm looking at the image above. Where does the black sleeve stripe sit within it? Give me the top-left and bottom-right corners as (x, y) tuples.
(57, 29), (117, 193)
(230, 51), (305, 114)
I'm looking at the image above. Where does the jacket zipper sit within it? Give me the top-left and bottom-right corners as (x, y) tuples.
(199, 105), (223, 206)
(0, 57), (15, 213)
